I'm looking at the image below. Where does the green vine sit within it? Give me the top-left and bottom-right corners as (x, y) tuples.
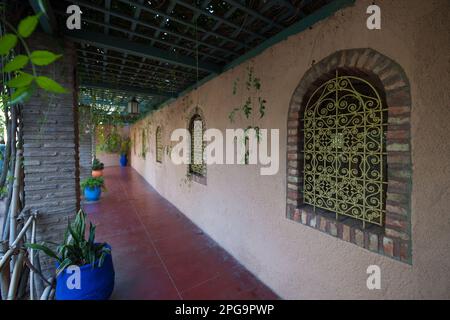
(229, 65), (266, 164)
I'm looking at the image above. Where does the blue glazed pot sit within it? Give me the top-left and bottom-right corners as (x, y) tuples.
(119, 154), (127, 167)
(84, 186), (101, 201)
(56, 244), (115, 300)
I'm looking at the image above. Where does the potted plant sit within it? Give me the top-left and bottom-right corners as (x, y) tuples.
(119, 137), (131, 167)
(25, 209), (115, 300)
(91, 158), (104, 177)
(81, 176), (105, 202)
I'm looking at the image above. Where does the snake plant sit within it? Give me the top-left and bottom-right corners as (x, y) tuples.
(25, 209), (110, 276)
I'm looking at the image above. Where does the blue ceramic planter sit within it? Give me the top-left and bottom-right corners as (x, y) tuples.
(84, 186), (101, 201)
(56, 244), (115, 300)
(119, 154), (127, 167)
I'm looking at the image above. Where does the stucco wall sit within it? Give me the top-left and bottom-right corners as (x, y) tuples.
(130, 0), (450, 299)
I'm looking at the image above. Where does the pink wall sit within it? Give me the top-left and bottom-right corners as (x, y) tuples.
(130, 0), (450, 299)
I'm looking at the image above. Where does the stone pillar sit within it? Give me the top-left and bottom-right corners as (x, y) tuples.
(78, 106), (93, 182)
(22, 33), (79, 272)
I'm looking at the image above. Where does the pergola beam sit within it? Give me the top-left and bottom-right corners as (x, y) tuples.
(120, 0), (249, 50)
(225, 0), (283, 30)
(29, 0), (57, 34)
(69, 0), (237, 58)
(81, 81), (178, 98)
(65, 30), (221, 73)
(77, 56), (193, 82)
(173, 0), (265, 40)
(78, 66), (186, 90)
(76, 49), (197, 78)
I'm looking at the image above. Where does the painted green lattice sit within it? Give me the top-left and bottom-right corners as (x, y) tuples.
(190, 115), (205, 176)
(303, 72), (387, 227)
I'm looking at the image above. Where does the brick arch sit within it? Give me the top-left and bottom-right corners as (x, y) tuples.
(286, 48), (412, 263)
(186, 105), (207, 185)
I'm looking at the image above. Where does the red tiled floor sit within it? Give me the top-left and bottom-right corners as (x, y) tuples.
(83, 167), (278, 300)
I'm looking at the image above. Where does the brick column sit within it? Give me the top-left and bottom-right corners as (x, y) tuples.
(22, 33), (79, 272)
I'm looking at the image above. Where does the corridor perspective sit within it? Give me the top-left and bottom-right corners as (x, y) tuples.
(84, 167), (278, 300)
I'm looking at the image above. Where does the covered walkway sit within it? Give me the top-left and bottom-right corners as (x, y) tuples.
(83, 167), (278, 300)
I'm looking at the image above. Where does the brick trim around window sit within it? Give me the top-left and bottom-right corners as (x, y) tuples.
(286, 48), (412, 264)
(187, 106), (207, 185)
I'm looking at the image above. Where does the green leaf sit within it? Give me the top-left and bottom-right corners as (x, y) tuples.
(4, 55), (29, 72)
(8, 86), (34, 105)
(18, 14), (41, 38)
(35, 76), (68, 93)
(7, 72), (34, 88)
(0, 34), (18, 55)
(30, 50), (62, 66)
(56, 258), (73, 277)
(24, 242), (59, 260)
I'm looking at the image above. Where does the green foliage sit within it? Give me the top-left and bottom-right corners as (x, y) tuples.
(80, 176), (105, 190)
(25, 209), (111, 276)
(17, 14), (40, 38)
(0, 13), (67, 108)
(3, 54), (28, 72)
(91, 158), (104, 171)
(228, 66), (266, 123)
(30, 50), (62, 66)
(97, 128), (123, 153)
(120, 137), (131, 155)
(35, 76), (67, 93)
(0, 34), (17, 55)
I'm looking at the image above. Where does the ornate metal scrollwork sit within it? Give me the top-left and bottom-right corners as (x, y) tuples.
(303, 72), (387, 226)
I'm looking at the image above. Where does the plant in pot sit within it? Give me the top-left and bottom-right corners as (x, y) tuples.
(91, 158), (104, 177)
(81, 176), (105, 202)
(25, 209), (115, 300)
(119, 137), (131, 167)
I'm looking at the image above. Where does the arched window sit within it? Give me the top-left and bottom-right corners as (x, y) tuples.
(287, 49), (412, 262)
(156, 126), (163, 163)
(302, 69), (387, 228)
(189, 113), (206, 181)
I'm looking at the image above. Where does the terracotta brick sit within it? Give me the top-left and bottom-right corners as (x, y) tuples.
(342, 225), (351, 242)
(400, 242), (410, 262)
(287, 153), (298, 160)
(369, 233), (379, 252)
(386, 204), (408, 216)
(387, 130), (409, 140)
(288, 191), (299, 200)
(293, 209), (301, 222)
(329, 221), (338, 237)
(288, 120), (299, 128)
(386, 87), (411, 106)
(383, 237), (394, 256)
(309, 215), (317, 228)
(388, 106), (410, 116)
(386, 216), (408, 230)
(385, 228), (410, 241)
(319, 217), (327, 232)
(287, 183), (298, 191)
(301, 211), (308, 225)
(354, 229), (364, 247)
